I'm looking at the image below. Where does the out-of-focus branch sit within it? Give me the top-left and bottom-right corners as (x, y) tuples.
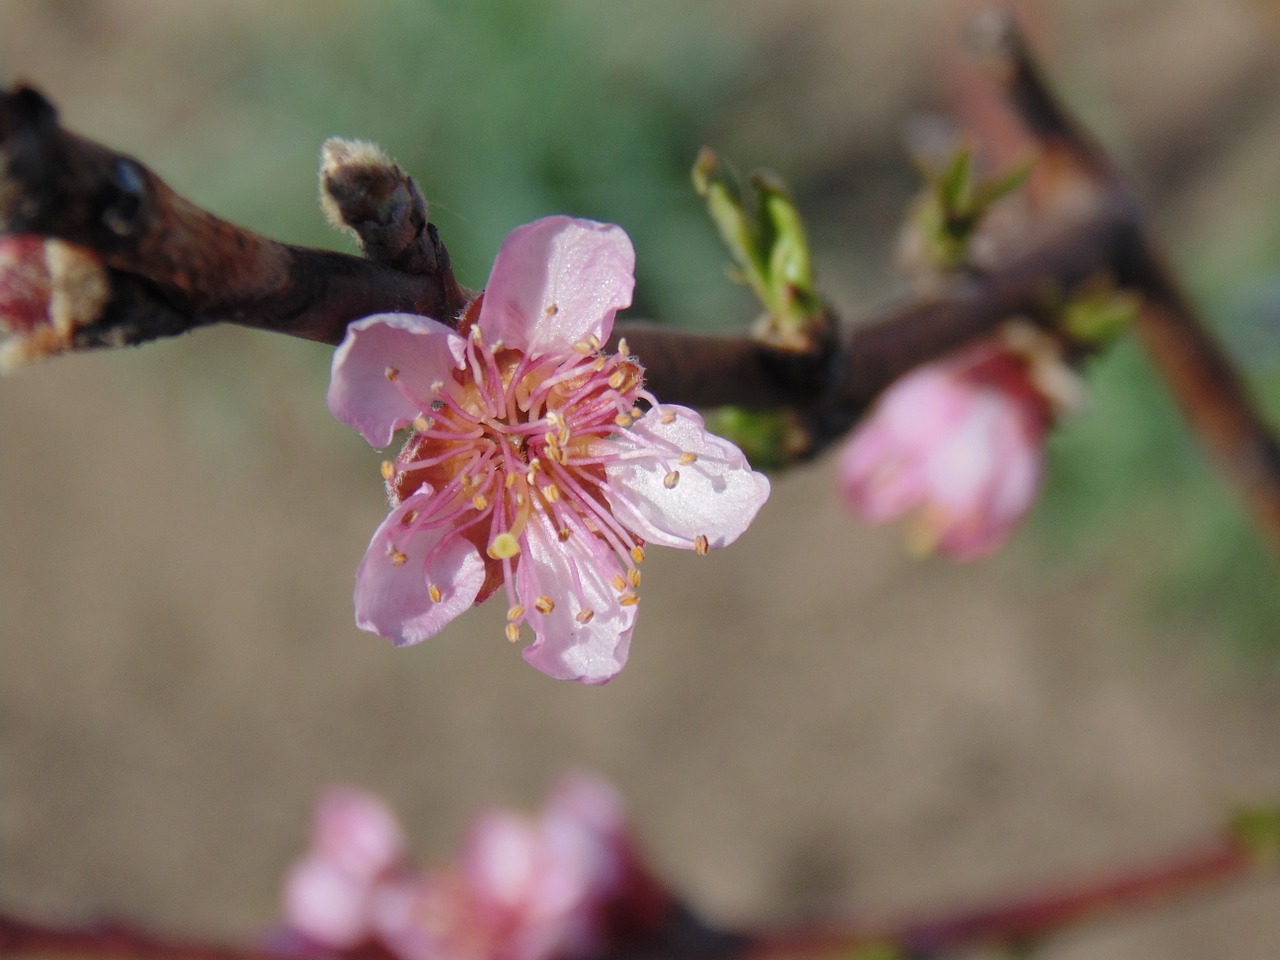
(975, 10), (1280, 559)
(743, 830), (1262, 960)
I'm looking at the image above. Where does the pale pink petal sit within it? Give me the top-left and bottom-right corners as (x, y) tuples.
(463, 811), (542, 910)
(838, 420), (929, 523)
(329, 314), (465, 448)
(518, 513), (636, 684)
(283, 856), (373, 948)
(600, 405), (771, 550)
(477, 217), (634, 355)
(313, 787), (406, 882)
(354, 492), (485, 646)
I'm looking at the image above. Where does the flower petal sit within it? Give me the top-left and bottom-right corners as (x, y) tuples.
(477, 217), (634, 355)
(329, 314), (465, 448)
(313, 787), (406, 882)
(283, 856), (374, 949)
(354, 492), (484, 646)
(518, 513), (636, 685)
(599, 405), (770, 550)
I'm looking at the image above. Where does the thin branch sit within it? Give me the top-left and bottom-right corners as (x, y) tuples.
(742, 834), (1260, 959)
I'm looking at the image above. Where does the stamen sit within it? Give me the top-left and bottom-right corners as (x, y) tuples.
(664, 470), (680, 489)
(507, 604), (525, 622)
(545, 302), (559, 316)
(607, 370), (626, 390)
(505, 473), (518, 489)
(534, 596), (555, 614)
(488, 532), (521, 559)
(506, 622), (522, 643)
(619, 591), (639, 607)
(617, 337), (630, 356)
(614, 413), (633, 427)
(558, 526), (571, 542)
(661, 408), (677, 425)
(610, 574), (627, 592)
(694, 534), (710, 555)
(400, 510), (419, 526)
(679, 452), (698, 465)
(428, 584), (442, 603)
(630, 545), (646, 564)
(627, 568), (641, 588)
(575, 608), (595, 624)
(380, 460), (396, 481)
(389, 550), (408, 567)
(542, 483), (561, 503)
(413, 416), (432, 432)
(572, 337), (594, 355)
(384, 366), (399, 382)
(472, 494), (489, 511)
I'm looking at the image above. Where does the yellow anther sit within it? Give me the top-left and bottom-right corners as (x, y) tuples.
(607, 370), (626, 390)
(545, 302), (559, 316)
(660, 408), (677, 424)
(679, 452), (698, 465)
(558, 526), (571, 542)
(472, 493), (489, 511)
(469, 324), (484, 344)
(389, 550), (408, 567)
(627, 568), (641, 588)
(619, 592), (640, 607)
(542, 483), (562, 503)
(611, 574), (627, 592)
(488, 532), (521, 560)
(413, 416), (432, 432)
(544, 431), (560, 448)
(380, 460), (396, 481)
(694, 534), (710, 555)
(575, 608), (595, 624)
(384, 366), (399, 382)
(528, 457), (543, 473)
(630, 545), (646, 564)
(506, 622), (522, 643)
(663, 470), (680, 489)
(430, 379), (444, 394)
(507, 604), (525, 622)
(572, 337), (594, 355)
(592, 356), (607, 372)
(515, 493), (526, 507)
(428, 583), (442, 603)
(505, 473), (518, 489)
(400, 510), (419, 526)
(534, 596), (555, 615)
(459, 474), (473, 489)
(617, 337), (630, 356)
(614, 413), (633, 428)
(630, 406), (643, 419)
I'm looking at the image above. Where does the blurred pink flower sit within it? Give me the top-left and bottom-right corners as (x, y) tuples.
(283, 787), (408, 949)
(328, 216), (770, 683)
(283, 775), (671, 960)
(838, 332), (1064, 559)
(0, 233), (107, 369)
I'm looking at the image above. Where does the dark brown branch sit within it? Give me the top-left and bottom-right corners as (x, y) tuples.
(0, 86), (468, 348)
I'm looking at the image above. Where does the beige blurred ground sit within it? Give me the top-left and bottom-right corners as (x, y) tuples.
(3, 2), (1280, 959)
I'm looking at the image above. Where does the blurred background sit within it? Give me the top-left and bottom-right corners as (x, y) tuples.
(3, 1), (1280, 957)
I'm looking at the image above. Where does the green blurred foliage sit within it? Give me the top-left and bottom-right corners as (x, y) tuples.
(218, 0), (750, 326)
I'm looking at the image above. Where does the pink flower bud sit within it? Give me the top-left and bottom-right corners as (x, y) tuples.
(839, 335), (1059, 559)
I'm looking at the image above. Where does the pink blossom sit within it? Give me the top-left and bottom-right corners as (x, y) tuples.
(838, 336), (1058, 559)
(283, 788), (408, 949)
(328, 216), (770, 683)
(283, 775), (671, 960)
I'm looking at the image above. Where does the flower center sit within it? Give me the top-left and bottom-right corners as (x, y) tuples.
(381, 305), (648, 640)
